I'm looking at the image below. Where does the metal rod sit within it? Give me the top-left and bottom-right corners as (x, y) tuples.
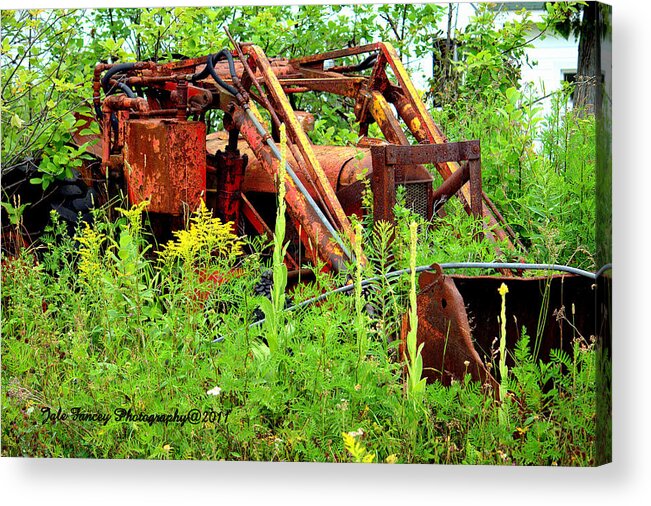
(481, 189), (527, 251)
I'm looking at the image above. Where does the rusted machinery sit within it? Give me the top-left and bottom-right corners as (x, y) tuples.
(84, 39), (522, 264)
(68, 38), (594, 388)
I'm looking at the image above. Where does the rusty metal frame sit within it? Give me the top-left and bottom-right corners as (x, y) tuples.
(288, 42), (519, 251)
(370, 140), (482, 227)
(90, 40), (525, 270)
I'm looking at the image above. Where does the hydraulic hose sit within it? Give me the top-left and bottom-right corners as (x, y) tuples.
(331, 53), (378, 73)
(96, 63), (137, 123)
(205, 49), (240, 96)
(357, 53), (378, 71)
(101, 62), (136, 93)
(116, 82), (136, 98)
(438, 262), (600, 279)
(279, 262), (610, 316)
(210, 261), (612, 340)
(243, 108), (354, 263)
(348, 53), (377, 72)
(189, 53), (219, 82)
(190, 49), (240, 96)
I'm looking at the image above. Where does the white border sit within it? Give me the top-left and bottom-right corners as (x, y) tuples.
(2, 1), (649, 504)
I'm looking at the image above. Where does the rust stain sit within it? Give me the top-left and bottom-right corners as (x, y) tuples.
(400, 264), (499, 394)
(124, 119), (206, 214)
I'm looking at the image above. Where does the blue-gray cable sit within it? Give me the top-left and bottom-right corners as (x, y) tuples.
(211, 262), (612, 342)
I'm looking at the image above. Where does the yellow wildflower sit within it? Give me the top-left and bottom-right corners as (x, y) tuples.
(385, 454), (398, 464)
(74, 222), (106, 283)
(116, 200), (150, 234)
(159, 199), (243, 265)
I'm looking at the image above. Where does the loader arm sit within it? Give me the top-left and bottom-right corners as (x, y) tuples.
(289, 42), (518, 249)
(89, 41), (522, 274)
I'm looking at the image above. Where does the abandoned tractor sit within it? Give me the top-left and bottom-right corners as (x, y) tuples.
(3, 38), (596, 389)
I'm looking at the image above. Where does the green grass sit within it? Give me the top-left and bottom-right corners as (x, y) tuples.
(1, 201), (597, 464)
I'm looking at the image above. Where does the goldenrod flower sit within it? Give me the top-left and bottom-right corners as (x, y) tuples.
(75, 222), (106, 283)
(159, 200), (243, 265)
(385, 454), (398, 464)
(116, 200), (150, 234)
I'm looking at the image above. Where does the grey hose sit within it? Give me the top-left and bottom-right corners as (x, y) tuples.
(276, 262), (606, 316)
(439, 262), (600, 279)
(243, 107), (353, 262)
(212, 261), (611, 342)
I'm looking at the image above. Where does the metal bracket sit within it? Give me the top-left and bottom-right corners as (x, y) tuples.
(370, 140), (482, 226)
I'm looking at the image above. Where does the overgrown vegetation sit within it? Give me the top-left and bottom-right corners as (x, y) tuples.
(2, 3), (598, 464)
(2, 201), (596, 463)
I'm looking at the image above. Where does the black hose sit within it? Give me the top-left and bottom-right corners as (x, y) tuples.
(94, 103), (103, 122)
(190, 50), (237, 86)
(116, 82), (136, 98)
(96, 63), (137, 123)
(96, 82), (135, 126)
(332, 53), (378, 73)
(205, 49), (239, 96)
(110, 113), (118, 143)
(352, 53), (377, 71)
(221, 49), (238, 81)
(189, 55), (214, 82)
(101, 62), (136, 93)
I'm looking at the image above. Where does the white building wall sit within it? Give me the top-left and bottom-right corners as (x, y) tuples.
(477, 2), (580, 109)
(520, 29), (579, 101)
(403, 3), (579, 111)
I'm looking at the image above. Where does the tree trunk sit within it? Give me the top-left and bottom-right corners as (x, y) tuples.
(574, 2), (600, 115)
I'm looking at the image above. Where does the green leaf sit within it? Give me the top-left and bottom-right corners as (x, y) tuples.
(1, 36), (10, 54)
(10, 114), (24, 129)
(505, 87), (520, 107)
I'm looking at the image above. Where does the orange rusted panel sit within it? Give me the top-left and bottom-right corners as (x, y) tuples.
(400, 264), (499, 394)
(124, 119), (206, 215)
